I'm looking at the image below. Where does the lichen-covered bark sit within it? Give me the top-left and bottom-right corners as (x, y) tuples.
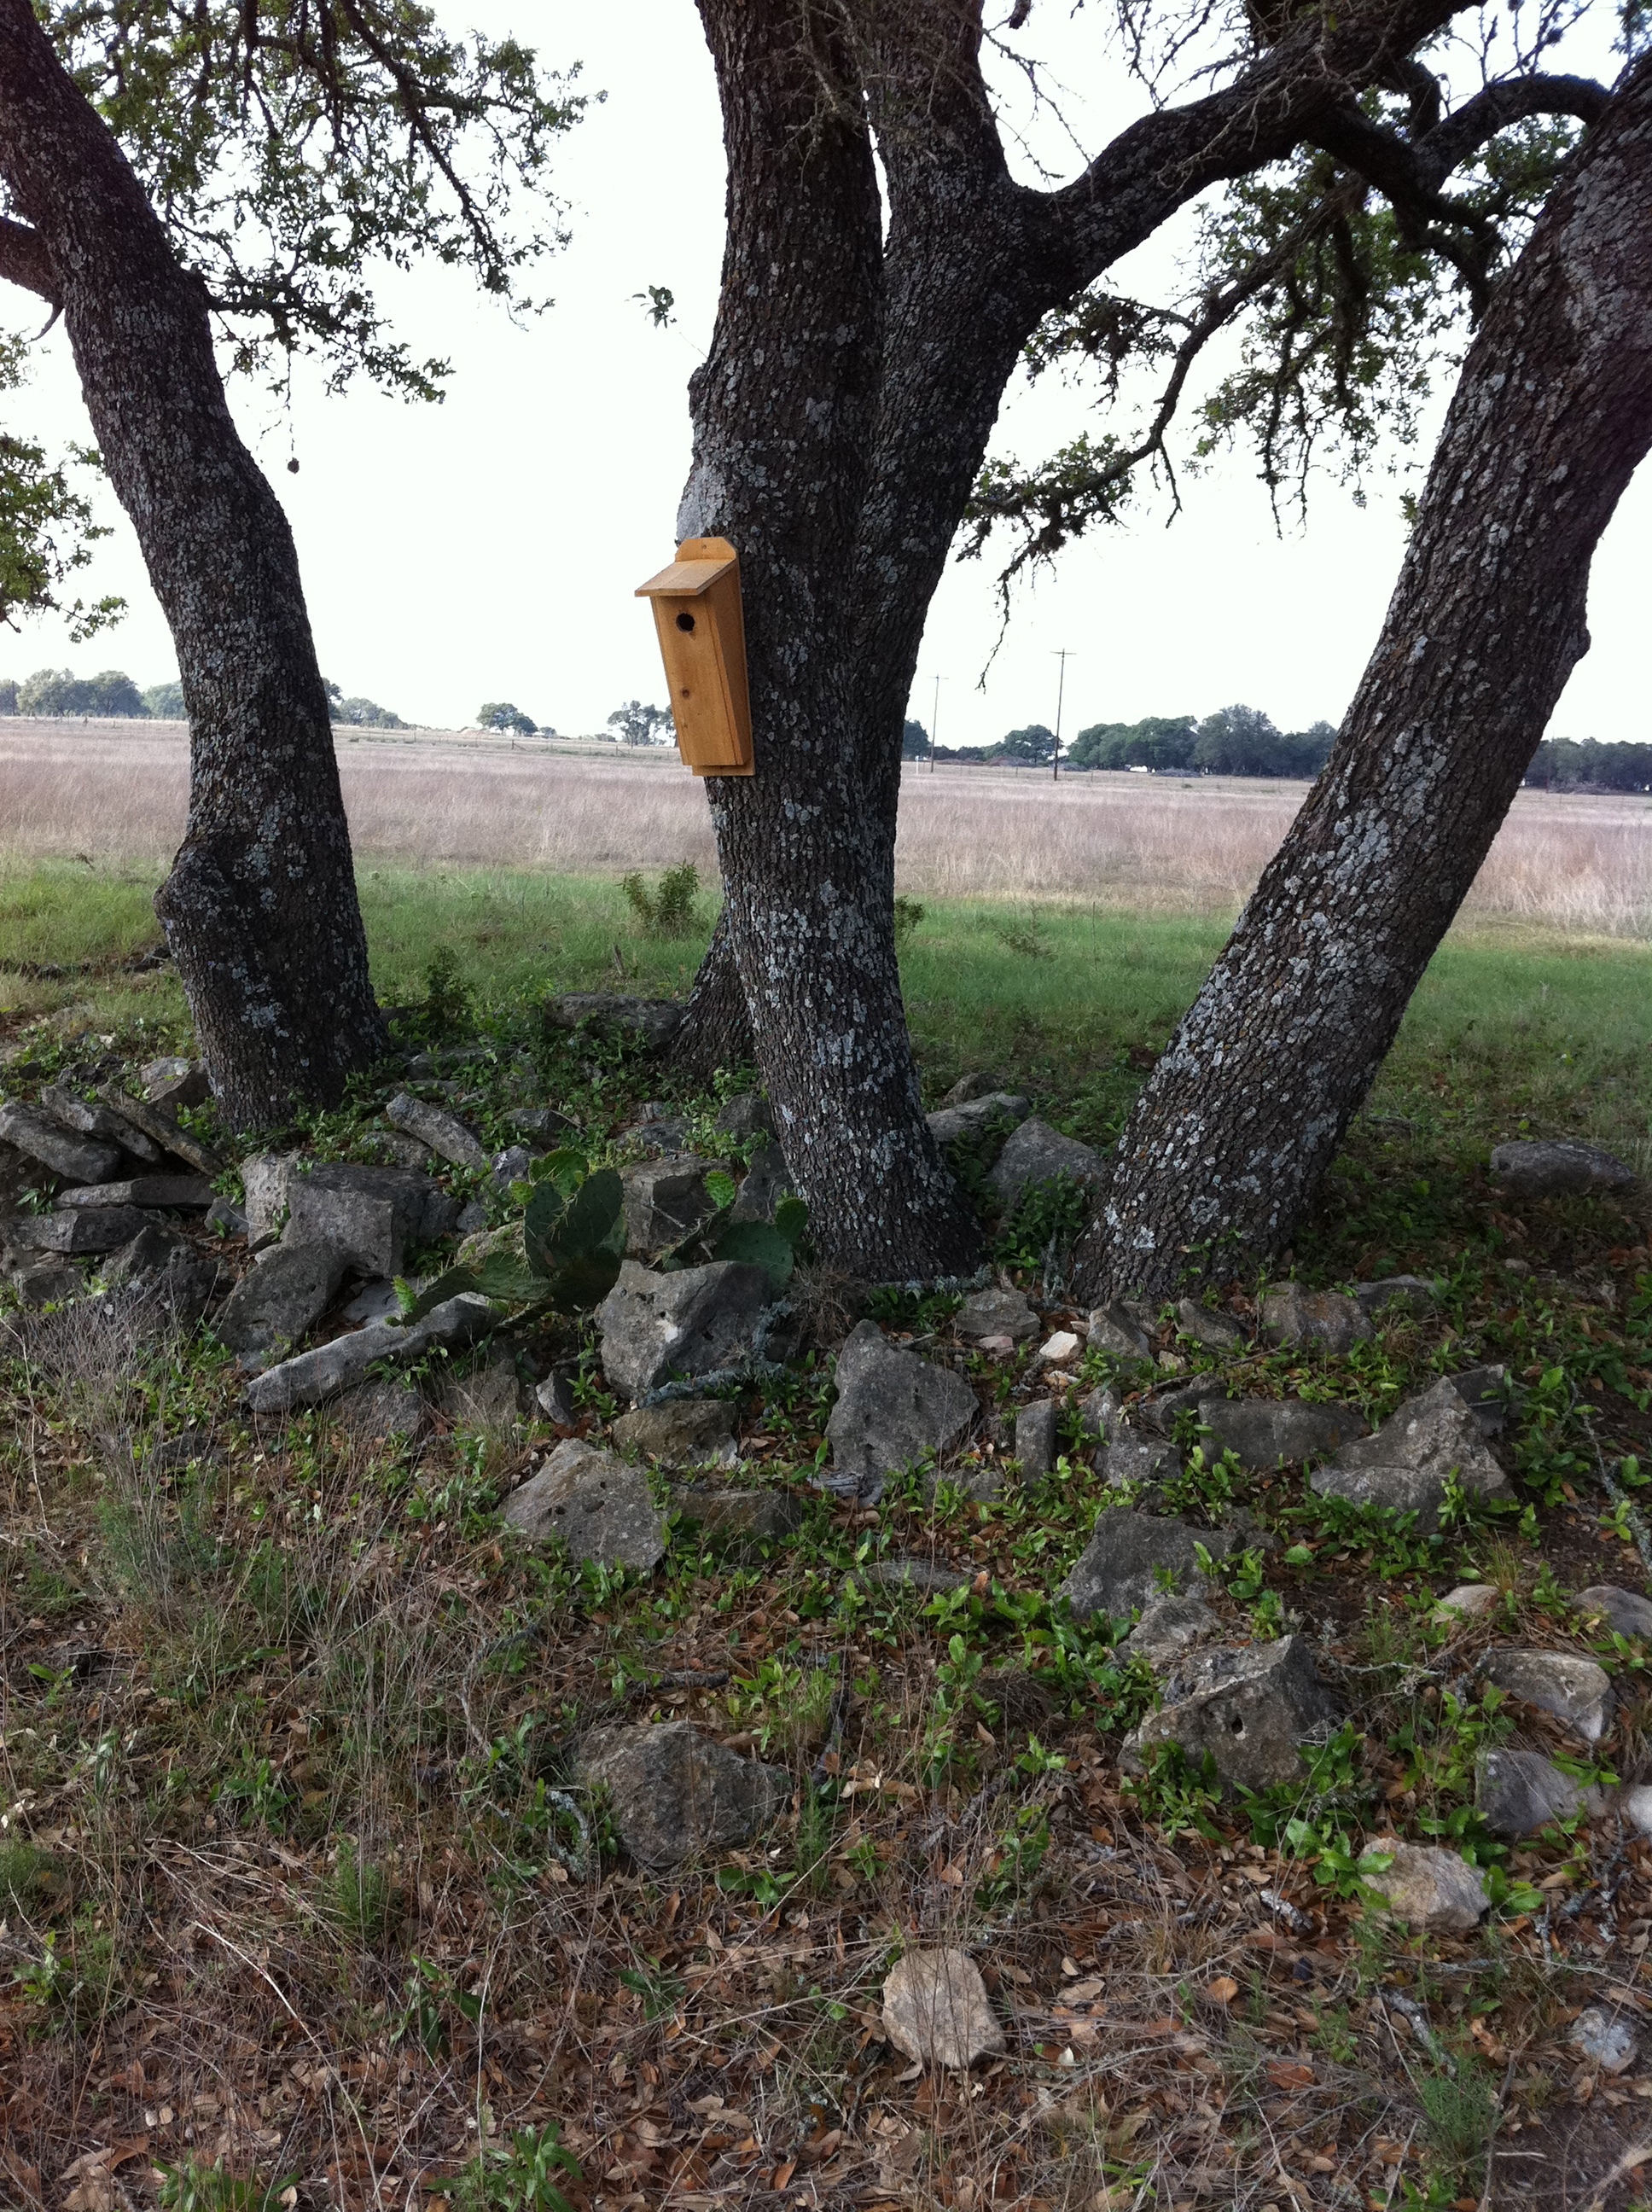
(0, 0), (386, 1126)
(1076, 53), (1652, 1301)
(667, 911), (753, 1082)
(683, 0), (1465, 1278)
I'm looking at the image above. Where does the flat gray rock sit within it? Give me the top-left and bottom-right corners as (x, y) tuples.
(671, 1485), (804, 1545)
(1480, 1647), (1614, 1743)
(384, 1091), (488, 1171)
(956, 1285), (1038, 1344)
(859, 1556), (973, 1594)
(1476, 1748), (1604, 1837)
(508, 1106), (578, 1145)
(1491, 1138), (1635, 1197)
(620, 1154), (730, 1255)
(826, 1319), (977, 1492)
(613, 1399), (737, 1466)
(1196, 1395), (1364, 1468)
(245, 1292), (493, 1412)
(713, 1091), (774, 1141)
(102, 1225), (220, 1328)
(1101, 1436), (1180, 1490)
(55, 1175), (213, 1210)
(1312, 1377), (1509, 1528)
(730, 1138), (794, 1224)
(546, 993), (683, 1049)
(577, 1721), (788, 1869)
(328, 1379), (427, 1443)
(501, 1438), (665, 1568)
(9, 1204), (148, 1254)
(215, 1243), (349, 1356)
(925, 1091), (1029, 1147)
(596, 1259), (771, 1400)
(1128, 1634), (1338, 1792)
(1176, 1298), (1247, 1353)
(1015, 1399), (1059, 1478)
(1087, 1301), (1153, 1359)
(442, 1354), (529, 1430)
(39, 1085), (162, 1159)
(1573, 1585), (1652, 1640)
(138, 1056), (209, 1108)
(1445, 1364), (1515, 1436)
(283, 1178), (406, 1278)
(8, 1257), (83, 1307)
(1058, 1508), (1230, 1624)
(987, 1118), (1106, 1210)
(1570, 2007), (1639, 2075)
(241, 1151), (302, 1247)
(1117, 1591), (1221, 1670)
(0, 1102), (124, 1186)
(1366, 1842), (1489, 1933)
(1260, 1284), (1371, 1353)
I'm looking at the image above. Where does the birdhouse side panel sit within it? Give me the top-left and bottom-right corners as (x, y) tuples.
(650, 596), (749, 772)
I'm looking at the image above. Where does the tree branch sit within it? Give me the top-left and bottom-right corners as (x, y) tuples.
(1419, 72), (1610, 184)
(0, 212), (56, 301)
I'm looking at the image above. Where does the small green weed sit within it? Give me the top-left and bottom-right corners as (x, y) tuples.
(622, 863), (701, 938)
(158, 2162), (298, 2212)
(451, 2124), (581, 2212)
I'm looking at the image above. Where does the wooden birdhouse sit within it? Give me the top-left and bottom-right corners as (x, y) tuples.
(634, 535), (753, 776)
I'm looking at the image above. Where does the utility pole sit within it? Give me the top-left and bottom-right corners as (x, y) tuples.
(928, 674), (946, 772)
(1051, 648), (1073, 782)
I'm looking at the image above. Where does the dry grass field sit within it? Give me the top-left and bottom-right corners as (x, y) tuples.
(3, 717), (1646, 934)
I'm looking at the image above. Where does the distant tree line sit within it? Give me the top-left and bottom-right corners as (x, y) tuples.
(1523, 737), (1652, 791)
(0, 668), (407, 726)
(1066, 706), (1339, 776)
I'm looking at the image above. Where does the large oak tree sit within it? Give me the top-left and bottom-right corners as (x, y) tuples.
(672, 0), (1616, 1278)
(0, 1), (578, 1124)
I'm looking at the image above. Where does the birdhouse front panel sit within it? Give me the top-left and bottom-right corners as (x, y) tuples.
(635, 536), (753, 776)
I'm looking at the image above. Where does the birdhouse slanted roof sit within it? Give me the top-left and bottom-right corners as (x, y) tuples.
(635, 551), (737, 599)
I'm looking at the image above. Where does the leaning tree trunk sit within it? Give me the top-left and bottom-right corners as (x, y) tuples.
(0, 0), (386, 1125)
(1074, 51), (1652, 1303)
(667, 910), (753, 1081)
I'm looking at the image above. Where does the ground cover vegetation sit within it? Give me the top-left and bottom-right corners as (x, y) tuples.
(0, 902), (1649, 2210)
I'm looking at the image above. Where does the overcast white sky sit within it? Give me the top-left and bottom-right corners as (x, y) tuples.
(6, 0), (1646, 748)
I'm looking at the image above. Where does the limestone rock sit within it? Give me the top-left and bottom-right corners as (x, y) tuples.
(1195, 1396), (1364, 1469)
(244, 1293), (493, 1412)
(55, 1175), (213, 1210)
(881, 1950), (1004, 2071)
(138, 1057), (210, 1108)
(0, 1102), (123, 1186)
(501, 1438), (666, 1569)
(284, 1176), (406, 1279)
(384, 1092), (488, 1172)
(730, 1138), (794, 1224)
(671, 1485), (805, 1546)
(102, 1225), (220, 1328)
(860, 1556), (973, 1595)
(491, 1144), (534, 1193)
(1311, 1378), (1509, 1529)
(613, 1399), (738, 1466)
(596, 1260), (771, 1400)
(955, 1284), (1038, 1344)
(1176, 1299), (1248, 1353)
(8, 1258), (83, 1307)
(1480, 1648), (1614, 1743)
(987, 1119), (1107, 1209)
(1353, 1275), (1439, 1319)
(1259, 1284), (1371, 1353)
(535, 1371), (579, 1424)
(328, 1379), (427, 1443)
(1102, 1436), (1181, 1491)
(1076, 1387), (1123, 1443)
(1573, 1586), (1652, 1640)
(546, 993), (683, 1049)
(508, 1105), (578, 1145)
(1015, 1398), (1059, 1478)
(1366, 1842), (1489, 1932)
(577, 1721), (788, 1869)
(1569, 2007), (1638, 2075)
(713, 1091), (774, 1141)
(826, 1319), (977, 1493)
(1491, 1138), (1635, 1198)
(1475, 1748), (1603, 1837)
(620, 1154), (730, 1256)
(442, 1354), (530, 1430)
(1446, 1365), (1516, 1435)
(215, 1243), (349, 1356)
(241, 1151), (302, 1246)
(925, 1091), (1030, 1148)
(39, 1086), (161, 1160)
(1087, 1301), (1153, 1359)
(1128, 1635), (1338, 1792)
(1057, 1508), (1230, 1624)
(9, 1205), (148, 1254)
(1434, 1583), (1502, 1621)
(1118, 1591), (1221, 1670)
(1037, 1328), (1083, 1366)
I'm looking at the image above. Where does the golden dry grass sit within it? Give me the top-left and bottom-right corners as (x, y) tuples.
(2, 718), (1647, 934)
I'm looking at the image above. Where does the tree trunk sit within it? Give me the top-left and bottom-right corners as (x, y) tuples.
(1075, 53), (1652, 1303)
(0, 0), (386, 1126)
(667, 910), (753, 1082)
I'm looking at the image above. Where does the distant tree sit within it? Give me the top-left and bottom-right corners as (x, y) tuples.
(477, 699), (537, 736)
(607, 699), (672, 747)
(327, 686), (405, 729)
(143, 678), (185, 719)
(1526, 736), (1652, 792)
(1067, 715), (1197, 771)
(0, 676), (16, 713)
(901, 718), (929, 760)
(992, 722), (1057, 765)
(19, 665), (145, 715)
(1193, 703), (1282, 775)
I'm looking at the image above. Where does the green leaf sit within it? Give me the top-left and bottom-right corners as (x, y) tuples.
(539, 1147), (590, 1200)
(712, 1217), (794, 1289)
(706, 1170), (738, 1211)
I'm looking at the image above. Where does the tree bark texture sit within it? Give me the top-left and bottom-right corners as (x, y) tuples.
(667, 910), (754, 1082)
(1076, 53), (1652, 1302)
(683, 0), (1464, 1278)
(0, 0), (386, 1126)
